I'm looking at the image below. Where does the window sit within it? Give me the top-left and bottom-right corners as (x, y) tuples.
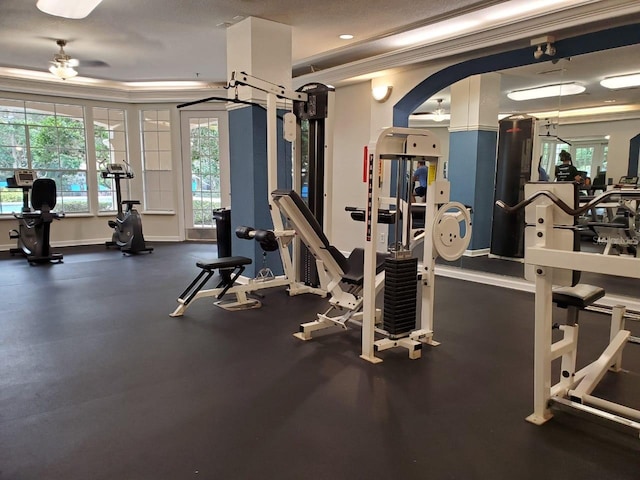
(189, 117), (221, 227)
(540, 140), (569, 178)
(94, 107), (128, 211)
(141, 109), (173, 211)
(574, 146), (595, 177)
(0, 99), (87, 213)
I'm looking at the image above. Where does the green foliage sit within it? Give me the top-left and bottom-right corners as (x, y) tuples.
(0, 189), (23, 202)
(193, 198), (221, 226)
(190, 126), (220, 180)
(30, 116), (86, 170)
(0, 123), (27, 169)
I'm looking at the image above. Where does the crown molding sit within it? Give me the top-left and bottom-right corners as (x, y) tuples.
(0, 71), (225, 104)
(293, 0), (640, 88)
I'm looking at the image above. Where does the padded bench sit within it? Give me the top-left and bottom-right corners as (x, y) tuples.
(177, 256), (252, 307)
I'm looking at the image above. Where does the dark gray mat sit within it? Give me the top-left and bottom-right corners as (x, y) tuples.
(1, 243), (639, 480)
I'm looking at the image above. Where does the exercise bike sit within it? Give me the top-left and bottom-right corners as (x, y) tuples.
(7, 169), (64, 265)
(101, 163), (153, 254)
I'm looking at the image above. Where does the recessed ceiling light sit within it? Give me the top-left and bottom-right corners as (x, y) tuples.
(507, 83), (585, 101)
(37, 0), (103, 19)
(600, 73), (640, 90)
(339, 34), (354, 40)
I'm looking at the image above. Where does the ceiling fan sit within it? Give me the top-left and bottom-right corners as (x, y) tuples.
(49, 39), (108, 80)
(412, 99), (448, 122)
(49, 39), (79, 79)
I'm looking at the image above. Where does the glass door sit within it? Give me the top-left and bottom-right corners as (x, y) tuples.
(180, 110), (229, 238)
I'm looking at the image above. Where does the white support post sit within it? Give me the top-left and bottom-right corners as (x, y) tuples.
(557, 325), (578, 393)
(361, 142), (382, 363)
(609, 305), (626, 372)
(417, 158), (441, 339)
(527, 204), (555, 425)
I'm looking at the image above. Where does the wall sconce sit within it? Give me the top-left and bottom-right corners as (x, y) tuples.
(531, 35), (555, 59)
(372, 85), (392, 102)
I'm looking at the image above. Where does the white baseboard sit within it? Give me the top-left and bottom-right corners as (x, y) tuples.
(435, 265), (640, 316)
(1, 236), (184, 252)
(463, 248), (489, 257)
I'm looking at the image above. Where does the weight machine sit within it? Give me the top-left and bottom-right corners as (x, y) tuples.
(497, 183), (640, 436)
(282, 128), (472, 362)
(6, 169), (64, 265)
(171, 72), (330, 317)
(587, 176), (639, 257)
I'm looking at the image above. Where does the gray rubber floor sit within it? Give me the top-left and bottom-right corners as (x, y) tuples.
(1, 242), (639, 480)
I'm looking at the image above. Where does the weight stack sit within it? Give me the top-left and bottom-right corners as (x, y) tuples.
(383, 256), (418, 337)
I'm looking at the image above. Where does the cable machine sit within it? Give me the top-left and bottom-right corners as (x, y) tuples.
(292, 83), (335, 286)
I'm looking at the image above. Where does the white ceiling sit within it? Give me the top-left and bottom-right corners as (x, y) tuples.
(0, 0), (639, 116)
(0, 0), (498, 82)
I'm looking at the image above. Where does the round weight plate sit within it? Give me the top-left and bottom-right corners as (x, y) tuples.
(432, 201), (472, 261)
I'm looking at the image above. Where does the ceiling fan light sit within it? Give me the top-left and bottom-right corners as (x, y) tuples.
(507, 82), (585, 101)
(37, 0), (104, 19)
(600, 73), (640, 90)
(49, 63), (78, 80)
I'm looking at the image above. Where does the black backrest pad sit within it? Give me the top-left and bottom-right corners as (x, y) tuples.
(31, 178), (57, 210)
(272, 189), (349, 273)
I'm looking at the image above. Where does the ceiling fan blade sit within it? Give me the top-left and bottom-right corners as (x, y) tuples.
(79, 60), (109, 67)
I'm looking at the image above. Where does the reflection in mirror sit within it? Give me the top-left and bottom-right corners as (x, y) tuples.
(407, 42), (640, 298)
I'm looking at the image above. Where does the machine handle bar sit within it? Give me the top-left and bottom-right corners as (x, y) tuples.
(496, 189), (640, 217)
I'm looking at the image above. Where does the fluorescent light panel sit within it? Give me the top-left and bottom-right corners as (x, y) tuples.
(507, 83), (585, 101)
(600, 73), (640, 89)
(37, 0), (104, 19)
(528, 104), (640, 118)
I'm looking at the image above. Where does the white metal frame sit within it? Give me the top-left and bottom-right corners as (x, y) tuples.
(361, 127), (471, 363)
(271, 191), (379, 337)
(519, 183), (640, 434)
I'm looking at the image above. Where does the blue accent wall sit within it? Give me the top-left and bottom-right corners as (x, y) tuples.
(448, 130), (497, 250)
(228, 105), (290, 276)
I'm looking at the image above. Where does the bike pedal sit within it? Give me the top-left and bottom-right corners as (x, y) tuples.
(108, 220), (117, 228)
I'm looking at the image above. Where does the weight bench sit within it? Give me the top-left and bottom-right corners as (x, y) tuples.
(550, 283), (630, 405)
(170, 256), (261, 316)
(272, 189), (389, 339)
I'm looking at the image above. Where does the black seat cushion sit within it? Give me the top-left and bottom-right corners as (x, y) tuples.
(552, 284), (605, 309)
(196, 256), (252, 271)
(341, 248), (389, 285)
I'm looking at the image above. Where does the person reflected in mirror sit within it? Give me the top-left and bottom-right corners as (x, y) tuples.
(413, 160), (428, 202)
(554, 150), (582, 182)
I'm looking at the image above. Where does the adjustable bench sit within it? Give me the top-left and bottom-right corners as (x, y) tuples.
(272, 189), (389, 339)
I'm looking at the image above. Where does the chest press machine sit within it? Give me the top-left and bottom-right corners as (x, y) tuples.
(497, 183), (640, 435)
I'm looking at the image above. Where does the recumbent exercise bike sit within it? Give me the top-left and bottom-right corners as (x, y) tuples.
(101, 163), (153, 254)
(7, 169), (64, 265)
